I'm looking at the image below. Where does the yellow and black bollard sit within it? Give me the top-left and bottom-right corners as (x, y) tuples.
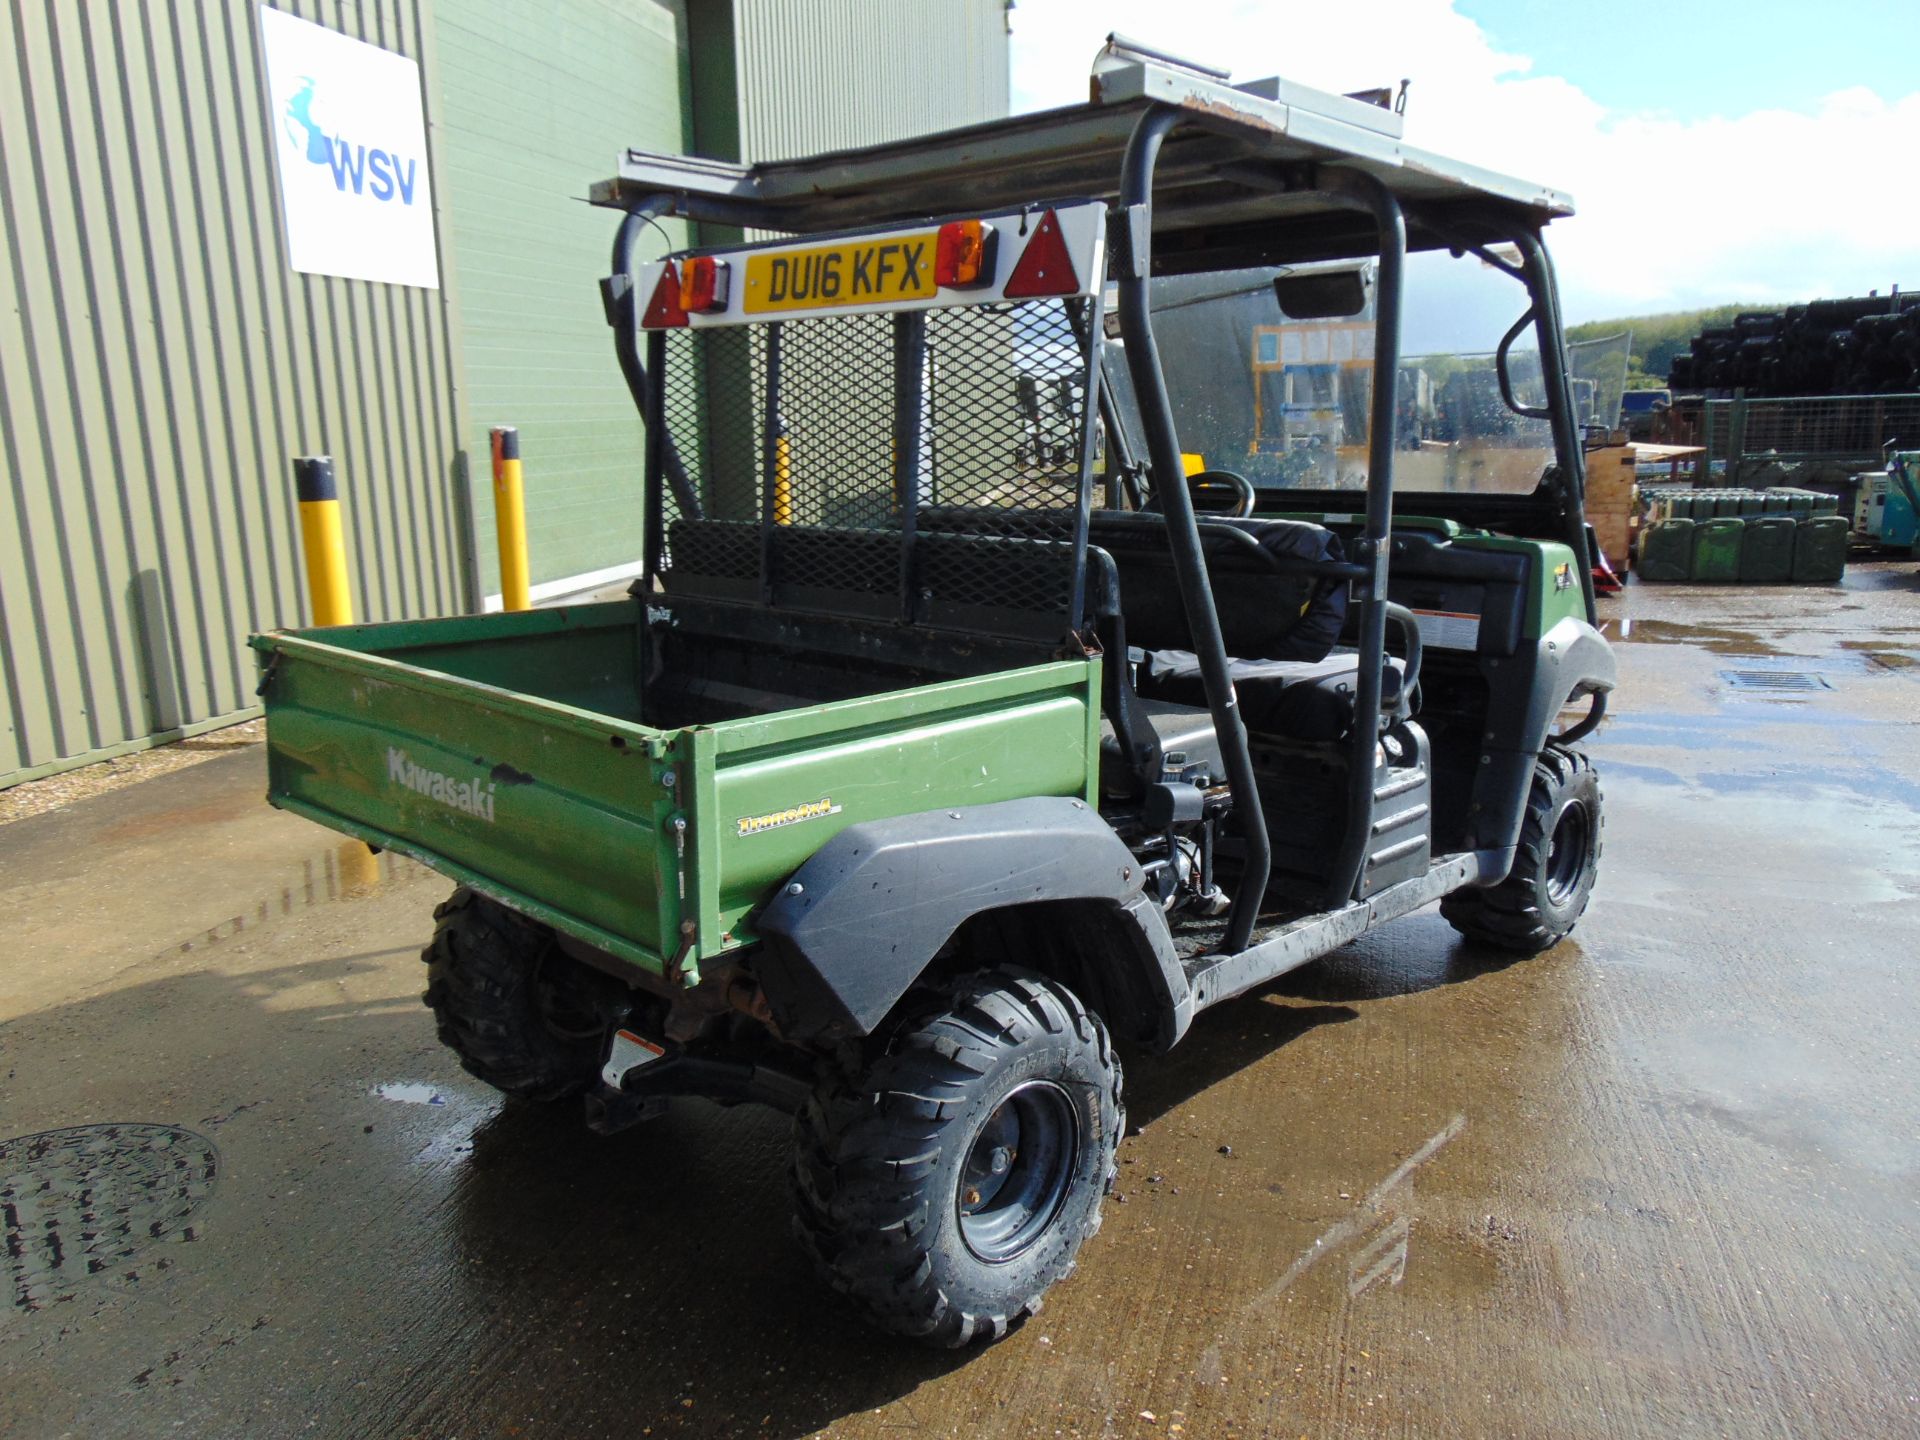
(293, 456), (354, 627)
(772, 419), (794, 525)
(490, 426), (531, 612)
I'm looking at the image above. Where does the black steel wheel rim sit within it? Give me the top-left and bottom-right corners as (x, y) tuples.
(957, 1081), (1079, 1264)
(1545, 799), (1592, 907)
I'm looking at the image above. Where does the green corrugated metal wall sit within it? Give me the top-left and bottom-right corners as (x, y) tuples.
(732, 0), (1009, 161)
(0, 0), (1010, 789)
(433, 0), (691, 602)
(0, 0), (469, 788)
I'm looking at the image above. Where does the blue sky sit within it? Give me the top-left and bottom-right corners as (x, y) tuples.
(1456, 0), (1917, 118)
(1010, 1), (1920, 323)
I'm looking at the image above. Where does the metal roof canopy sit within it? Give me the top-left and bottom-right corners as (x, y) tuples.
(589, 55), (1575, 273)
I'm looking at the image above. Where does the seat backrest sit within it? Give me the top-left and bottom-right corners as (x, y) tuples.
(662, 515), (1077, 642)
(1086, 513), (1346, 663)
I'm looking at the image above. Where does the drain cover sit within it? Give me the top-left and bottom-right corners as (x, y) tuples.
(1720, 668), (1832, 693)
(2, 1123), (218, 1313)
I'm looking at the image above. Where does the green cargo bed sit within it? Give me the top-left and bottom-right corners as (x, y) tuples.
(252, 599), (1100, 985)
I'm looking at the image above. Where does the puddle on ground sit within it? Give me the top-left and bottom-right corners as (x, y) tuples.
(1609, 617), (1791, 658)
(376, 1083), (448, 1106)
(1839, 640), (1920, 672)
(1594, 757), (1920, 815)
(166, 842), (426, 958)
(1600, 767), (1920, 905)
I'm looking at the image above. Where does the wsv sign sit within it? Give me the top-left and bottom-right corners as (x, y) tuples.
(284, 78), (421, 204)
(258, 7), (438, 287)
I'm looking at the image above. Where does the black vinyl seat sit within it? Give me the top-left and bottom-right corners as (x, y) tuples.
(1137, 648), (1407, 743)
(1097, 695), (1225, 792)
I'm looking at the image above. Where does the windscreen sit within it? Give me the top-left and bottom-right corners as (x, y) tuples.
(1147, 250), (1561, 495)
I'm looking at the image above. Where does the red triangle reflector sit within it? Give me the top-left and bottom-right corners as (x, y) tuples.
(1003, 209), (1079, 299)
(641, 264), (688, 328)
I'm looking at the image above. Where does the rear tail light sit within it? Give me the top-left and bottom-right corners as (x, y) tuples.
(679, 255), (731, 313)
(935, 220), (997, 288)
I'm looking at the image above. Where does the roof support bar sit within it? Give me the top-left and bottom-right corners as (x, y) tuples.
(1116, 103), (1271, 956)
(610, 201), (703, 518)
(1316, 165), (1405, 909)
(1510, 227), (1598, 624)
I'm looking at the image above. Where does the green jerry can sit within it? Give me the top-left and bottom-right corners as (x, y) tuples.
(1792, 515), (1849, 583)
(1762, 491), (1790, 514)
(1691, 517), (1745, 581)
(1714, 493), (1743, 517)
(1785, 490), (1813, 517)
(1738, 492), (1765, 516)
(1739, 516), (1797, 582)
(1637, 519), (1694, 581)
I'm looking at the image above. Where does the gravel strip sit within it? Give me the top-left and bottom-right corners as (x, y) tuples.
(0, 719), (265, 828)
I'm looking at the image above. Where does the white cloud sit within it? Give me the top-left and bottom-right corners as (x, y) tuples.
(1009, 1), (1920, 323)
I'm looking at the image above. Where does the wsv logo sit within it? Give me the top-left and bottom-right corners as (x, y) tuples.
(283, 77), (420, 204)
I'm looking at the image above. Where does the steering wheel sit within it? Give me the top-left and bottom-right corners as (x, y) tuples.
(1143, 468), (1257, 519)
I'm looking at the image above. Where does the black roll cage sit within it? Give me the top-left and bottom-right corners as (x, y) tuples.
(601, 100), (1595, 962)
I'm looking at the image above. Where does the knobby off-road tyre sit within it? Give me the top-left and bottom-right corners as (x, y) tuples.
(1442, 745), (1603, 953)
(790, 970), (1123, 1347)
(421, 887), (617, 1102)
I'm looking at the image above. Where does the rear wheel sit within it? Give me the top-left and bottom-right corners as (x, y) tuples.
(421, 888), (619, 1101)
(1442, 746), (1603, 953)
(790, 970), (1122, 1347)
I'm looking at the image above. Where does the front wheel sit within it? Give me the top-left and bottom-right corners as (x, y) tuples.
(790, 971), (1122, 1347)
(1442, 746), (1603, 953)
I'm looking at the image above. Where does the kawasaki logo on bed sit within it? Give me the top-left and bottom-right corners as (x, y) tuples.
(387, 748), (496, 823)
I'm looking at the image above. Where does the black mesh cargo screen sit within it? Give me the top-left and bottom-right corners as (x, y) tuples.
(653, 297), (1097, 643)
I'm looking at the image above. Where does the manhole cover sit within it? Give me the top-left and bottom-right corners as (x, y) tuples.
(2, 1123), (218, 1313)
(1719, 668), (1832, 693)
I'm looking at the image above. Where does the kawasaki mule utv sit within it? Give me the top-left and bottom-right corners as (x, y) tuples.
(253, 38), (1613, 1345)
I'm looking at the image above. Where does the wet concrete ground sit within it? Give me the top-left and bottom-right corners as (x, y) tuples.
(4, 565), (1918, 1439)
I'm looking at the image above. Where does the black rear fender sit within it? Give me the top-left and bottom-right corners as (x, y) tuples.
(753, 797), (1190, 1048)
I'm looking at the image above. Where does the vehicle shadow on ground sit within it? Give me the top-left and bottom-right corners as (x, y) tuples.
(411, 1097), (975, 1437)
(412, 993), (1366, 1435)
(1270, 918), (1544, 1004)
(415, 997), (1360, 1436)
(1123, 994), (1358, 1130)
(8, 947), (972, 1439)
(3, 896), (1540, 1440)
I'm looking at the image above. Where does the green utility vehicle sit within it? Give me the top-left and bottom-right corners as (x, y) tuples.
(253, 37), (1613, 1346)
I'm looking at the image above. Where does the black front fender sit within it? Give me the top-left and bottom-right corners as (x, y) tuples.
(1470, 616), (1617, 880)
(754, 796), (1179, 1044)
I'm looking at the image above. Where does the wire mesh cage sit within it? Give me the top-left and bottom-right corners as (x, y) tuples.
(651, 296), (1097, 641)
(1703, 393), (1920, 467)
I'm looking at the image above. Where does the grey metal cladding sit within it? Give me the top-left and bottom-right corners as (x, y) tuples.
(0, 0), (466, 788)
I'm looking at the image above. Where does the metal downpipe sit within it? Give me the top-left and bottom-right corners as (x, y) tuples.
(1318, 166), (1406, 909)
(1116, 105), (1270, 955)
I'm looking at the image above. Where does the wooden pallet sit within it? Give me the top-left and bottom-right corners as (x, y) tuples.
(1585, 444), (1638, 569)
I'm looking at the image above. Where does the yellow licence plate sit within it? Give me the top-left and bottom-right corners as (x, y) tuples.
(743, 233), (938, 314)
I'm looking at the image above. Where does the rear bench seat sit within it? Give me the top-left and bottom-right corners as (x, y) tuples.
(1136, 648), (1407, 743)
